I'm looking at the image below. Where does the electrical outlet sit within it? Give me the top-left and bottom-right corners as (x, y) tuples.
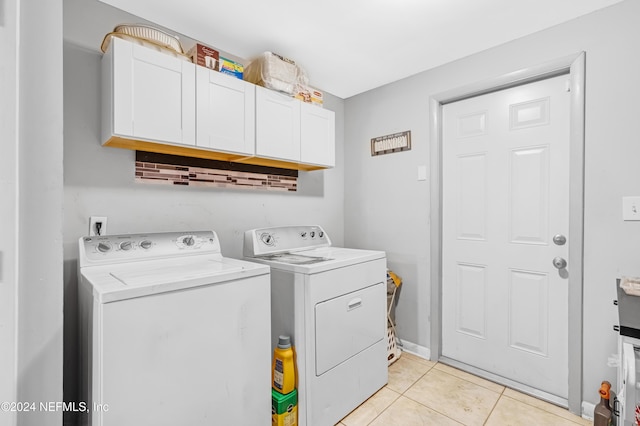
(623, 197), (640, 221)
(89, 216), (108, 236)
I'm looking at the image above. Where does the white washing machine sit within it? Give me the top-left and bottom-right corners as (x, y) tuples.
(78, 231), (271, 426)
(243, 225), (388, 426)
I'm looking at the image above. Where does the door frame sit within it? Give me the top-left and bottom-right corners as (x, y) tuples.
(429, 52), (585, 414)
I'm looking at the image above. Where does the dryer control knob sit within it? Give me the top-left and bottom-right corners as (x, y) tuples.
(140, 240), (152, 250)
(260, 233), (274, 246)
(183, 236), (195, 246)
(97, 242), (112, 253)
(120, 241), (133, 251)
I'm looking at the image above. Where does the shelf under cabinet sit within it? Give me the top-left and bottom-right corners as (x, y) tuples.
(104, 136), (327, 171)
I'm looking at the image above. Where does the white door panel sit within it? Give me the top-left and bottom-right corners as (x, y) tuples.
(508, 269), (549, 356)
(442, 75), (570, 398)
(455, 263), (487, 339)
(456, 153), (488, 241)
(509, 146), (549, 244)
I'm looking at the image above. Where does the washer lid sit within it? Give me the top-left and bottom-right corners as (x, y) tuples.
(81, 255), (268, 303)
(109, 258), (242, 286)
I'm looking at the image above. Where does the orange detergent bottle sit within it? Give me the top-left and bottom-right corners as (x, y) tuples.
(272, 335), (296, 394)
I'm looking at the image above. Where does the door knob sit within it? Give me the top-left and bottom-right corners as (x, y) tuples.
(552, 257), (567, 269)
(553, 234), (567, 246)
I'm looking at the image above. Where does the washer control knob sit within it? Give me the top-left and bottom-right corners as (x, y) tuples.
(97, 242), (112, 253)
(120, 241), (133, 251)
(140, 240), (152, 250)
(310, 231), (316, 238)
(300, 231), (307, 238)
(319, 231), (324, 238)
(183, 236), (195, 247)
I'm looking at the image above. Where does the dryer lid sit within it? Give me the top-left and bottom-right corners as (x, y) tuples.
(256, 253), (333, 265)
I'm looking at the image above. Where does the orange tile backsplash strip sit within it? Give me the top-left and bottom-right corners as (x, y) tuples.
(135, 151), (298, 191)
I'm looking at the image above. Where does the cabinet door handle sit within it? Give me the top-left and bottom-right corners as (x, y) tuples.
(347, 298), (362, 311)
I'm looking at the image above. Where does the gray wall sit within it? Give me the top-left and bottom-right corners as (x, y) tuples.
(62, 0), (345, 416)
(344, 0), (640, 407)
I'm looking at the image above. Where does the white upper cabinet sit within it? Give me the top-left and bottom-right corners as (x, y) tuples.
(102, 37), (196, 146)
(101, 38), (335, 170)
(255, 86), (301, 162)
(300, 102), (335, 167)
(196, 67), (255, 155)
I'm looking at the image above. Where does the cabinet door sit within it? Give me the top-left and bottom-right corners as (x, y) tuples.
(111, 37), (195, 146)
(300, 103), (335, 167)
(196, 68), (255, 155)
(255, 86), (300, 162)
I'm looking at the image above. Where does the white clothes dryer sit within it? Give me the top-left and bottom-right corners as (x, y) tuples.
(244, 225), (388, 426)
(78, 230), (271, 426)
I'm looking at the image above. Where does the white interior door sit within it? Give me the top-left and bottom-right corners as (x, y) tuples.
(442, 75), (570, 399)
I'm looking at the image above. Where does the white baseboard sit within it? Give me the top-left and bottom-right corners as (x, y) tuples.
(397, 339), (431, 361)
(581, 401), (594, 421)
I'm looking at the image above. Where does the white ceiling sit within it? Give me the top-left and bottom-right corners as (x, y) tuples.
(98, 0), (624, 99)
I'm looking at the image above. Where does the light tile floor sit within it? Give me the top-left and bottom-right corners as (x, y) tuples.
(337, 352), (591, 426)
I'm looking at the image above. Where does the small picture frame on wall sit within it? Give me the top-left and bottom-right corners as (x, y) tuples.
(371, 131), (411, 156)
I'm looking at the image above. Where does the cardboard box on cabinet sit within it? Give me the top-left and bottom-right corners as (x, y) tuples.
(187, 43), (219, 71)
(294, 84), (323, 107)
(219, 57), (244, 79)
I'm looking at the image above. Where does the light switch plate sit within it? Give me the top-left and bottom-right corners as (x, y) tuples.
(417, 165), (427, 181)
(622, 196), (640, 221)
